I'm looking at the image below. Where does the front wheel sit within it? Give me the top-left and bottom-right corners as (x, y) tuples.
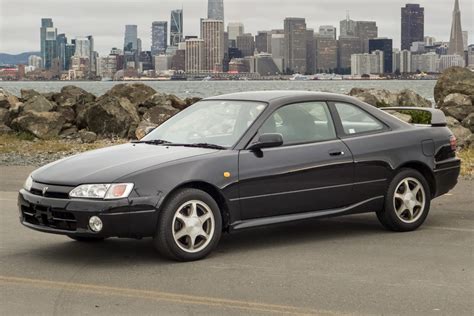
(153, 189), (222, 261)
(377, 168), (431, 232)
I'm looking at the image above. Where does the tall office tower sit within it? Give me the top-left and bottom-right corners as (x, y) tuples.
(411, 52), (440, 73)
(124, 25), (138, 51)
(271, 33), (285, 73)
(306, 29), (316, 74)
(338, 36), (363, 72)
(170, 9), (183, 47)
(44, 26), (58, 69)
(369, 38), (393, 73)
(315, 36), (338, 73)
(151, 22), (168, 55)
(401, 4), (424, 50)
(448, 0), (464, 56)
(284, 17), (307, 74)
(40, 18), (54, 68)
(208, 0), (224, 21)
(355, 21), (377, 52)
(236, 33), (255, 57)
(56, 34), (67, 71)
(64, 44), (75, 71)
(255, 31), (272, 53)
(228, 22), (244, 41)
(201, 19), (225, 71)
(185, 39), (205, 73)
(340, 14), (356, 37)
(318, 26), (337, 40)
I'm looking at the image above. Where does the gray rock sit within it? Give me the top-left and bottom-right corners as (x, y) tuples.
(57, 106), (76, 123)
(434, 67), (474, 105)
(11, 111), (66, 139)
(104, 83), (156, 106)
(142, 104), (179, 126)
(20, 89), (42, 101)
(462, 112), (474, 133)
(439, 93), (474, 122)
(184, 97), (202, 107)
(23, 94), (55, 112)
(446, 116), (472, 148)
(0, 88), (20, 109)
(82, 95), (140, 138)
(349, 88), (398, 107)
(141, 92), (171, 108)
(79, 130), (97, 143)
(167, 94), (187, 110)
(0, 124), (13, 134)
(0, 108), (11, 125)
(60, 126), (79, 138)
(53, 85), (96, 108)
(135, 120), (158, 140)
(397, 89), (431, 107)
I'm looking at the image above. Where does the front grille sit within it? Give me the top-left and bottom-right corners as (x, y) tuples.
(30, 188), (70, 199)
(22, 204), (77, 231)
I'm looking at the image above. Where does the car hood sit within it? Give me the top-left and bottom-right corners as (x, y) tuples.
(32, 143), (217, 186)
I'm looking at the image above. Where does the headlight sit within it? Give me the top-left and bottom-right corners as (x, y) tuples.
(69, 183), (134, 200)
(23, 175), (33, 191)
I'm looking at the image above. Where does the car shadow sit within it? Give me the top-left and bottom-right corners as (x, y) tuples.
(22, 213), (386, 266)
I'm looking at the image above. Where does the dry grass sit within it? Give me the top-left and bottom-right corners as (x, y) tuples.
(458, 148), (474, 178)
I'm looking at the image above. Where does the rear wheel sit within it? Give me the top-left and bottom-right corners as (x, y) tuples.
(377, 169), (431, 232)
(68, 236), (105, 242)
(153, 188), (222, 261)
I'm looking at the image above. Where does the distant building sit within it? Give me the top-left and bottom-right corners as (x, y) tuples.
(284, 17), (307, 74)
(44, 26), (58, 69)
(462, 31), (468, 51)
(318, 25), (337, 40)
(97, 55), (117, 79)
(369, 38), (393, 73)
(228, 22), (244, 47)
(411, 52), (439, 73)
(401, 4), (424, 50)
(152, 21), (168, 55)
(271, 33), (285, 72)
(170, 10), (183, 47)
(438, 54), (465, 72)
(351, 51), (384, 76)
(400, 50), (412, 73)
(124, 25), (138, 51)
(355, 21), (378, 52)
(467, 45), (474, 68)
(254, 53), (280, 76)
(185, 39), (204, 73)
(340, 15), (356, 37)
(255, 31), (272, 53)
(40, 18), (55, 69)
(208, 0), (224, 21)
(171, 49), (186, 71)
(28, 55), (42, 69)
(201, 19), (225, 71)
(237, 33), (255, 57)
(74, 37), (91, 58)
(154, 55), (173, 73)
(410, 41), (426, 53)
(315, 37), (337, 73)
(424, 36), (436, 46)
(448, 0), (464, 57)
(338, 36), (363, 72)
(306, 29), (316, 74)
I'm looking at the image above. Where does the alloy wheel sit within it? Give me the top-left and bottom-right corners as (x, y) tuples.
(393, 177), (426, 224)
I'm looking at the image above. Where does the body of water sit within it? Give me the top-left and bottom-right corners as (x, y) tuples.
(1, 80), (437, 102)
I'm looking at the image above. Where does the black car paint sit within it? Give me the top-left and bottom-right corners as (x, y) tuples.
(18, 91), (460, 238)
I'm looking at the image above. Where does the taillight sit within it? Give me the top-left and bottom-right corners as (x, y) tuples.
(450, 135), (457, 151)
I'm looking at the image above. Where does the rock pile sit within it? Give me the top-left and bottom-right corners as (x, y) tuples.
(0, 84), (201, 141)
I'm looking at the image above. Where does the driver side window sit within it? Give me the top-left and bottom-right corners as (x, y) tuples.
(259, 102), (336, 145)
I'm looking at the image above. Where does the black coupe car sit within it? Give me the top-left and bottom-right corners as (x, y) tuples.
(19, 91), (461, 261)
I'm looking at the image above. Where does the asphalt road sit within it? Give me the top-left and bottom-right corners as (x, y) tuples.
(1, 166), (473, 315)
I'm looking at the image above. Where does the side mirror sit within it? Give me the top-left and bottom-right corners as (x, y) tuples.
(145, 126), (156, 135)
(248, 133), (283, 151)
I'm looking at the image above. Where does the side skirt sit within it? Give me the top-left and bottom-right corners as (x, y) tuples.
(230, 196), (384, 231)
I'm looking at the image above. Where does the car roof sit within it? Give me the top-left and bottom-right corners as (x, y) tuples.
(204, 90), (357, 104)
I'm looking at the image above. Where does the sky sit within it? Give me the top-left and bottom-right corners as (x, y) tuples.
(0, 0), (473, 55)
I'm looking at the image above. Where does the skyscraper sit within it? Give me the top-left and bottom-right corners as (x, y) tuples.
(208, 0), (224, 21)
(315, 37), (338, 73)
(318, 26), (337, 40)
(355, 21), (378, 52)
(44, 26), (58, 70)
(401, 4), (424, 50)
(151, 22), (168, 55)
(124, 25), (138, 52)
(237, 33), (255, 57)
(40, 18), (54, 68)
(448, 0), (464, 56)
(170, 9), (183, 47)
(338, 36), (363, 72)
(306, 29), (316, 75)
(185, 39), (205, 73)
(255, 31), (272, 53)
(284, 17), (307, 74)
(201, 19), (225, 71)
(369, 38), (393, 73)
(56, 33), (67, 71)
(340, 15), (356, 37)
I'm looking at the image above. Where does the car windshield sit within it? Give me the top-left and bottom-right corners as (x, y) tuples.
(141, 100), (267, 148)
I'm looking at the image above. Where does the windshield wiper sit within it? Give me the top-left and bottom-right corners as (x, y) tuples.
(167, 143), (227, 150)
(132, 139), (172, 145)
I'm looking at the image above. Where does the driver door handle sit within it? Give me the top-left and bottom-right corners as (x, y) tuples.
(329, 151), (345, 157)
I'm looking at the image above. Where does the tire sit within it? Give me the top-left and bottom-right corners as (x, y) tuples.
(68, 236), (105, 242)
(153, 188), (222, 261)
(377, 168), (431, 232)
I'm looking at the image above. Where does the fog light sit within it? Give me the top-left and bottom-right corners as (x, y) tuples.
(89, 216), (103, 232)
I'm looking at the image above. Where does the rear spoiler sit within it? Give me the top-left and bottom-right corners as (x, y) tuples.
(381, 107), (447, 127)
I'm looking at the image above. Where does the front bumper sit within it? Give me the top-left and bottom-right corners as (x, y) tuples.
(18, 189), (162, 238)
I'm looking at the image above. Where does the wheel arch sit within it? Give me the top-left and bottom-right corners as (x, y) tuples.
(161, 181), (231, 230)
(396, 161), (436, 198)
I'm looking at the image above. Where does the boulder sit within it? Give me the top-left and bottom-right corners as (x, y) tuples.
(104, 83), (156, 106)
(0, 88), (20, 109)
(397, 89), (431, 107)
(0, 124), (13, 134)
(434, 67), (474, 105)
(439, 93), (474, 122)
(349, 88), (399, 107)
(20, 89), (41, 101)
(0, 108), (11, 126)
(82, 95), (140, 138)
(167, 94), (188, 110)
(142, 104), (179, 126)
(57, 106), (76, 123)
(462, 112), (474, 133)
(135, 120), (159, 140)
(466, 134), (474, 149)
(22, 94), (55, 112)
(53, 85), (96, 108)
(79, 129), (97, 143)
(141, 92), (171, 108)
(11, 111), (66, 139)
(446, 116), (472, 148)
(184, 97), (203, 107)
(59, 126), (79, 139)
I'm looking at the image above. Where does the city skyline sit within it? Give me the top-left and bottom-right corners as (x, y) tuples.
(0, 0), (472, 55)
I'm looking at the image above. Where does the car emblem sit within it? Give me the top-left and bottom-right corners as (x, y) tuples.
(42, 187), (48, 196)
